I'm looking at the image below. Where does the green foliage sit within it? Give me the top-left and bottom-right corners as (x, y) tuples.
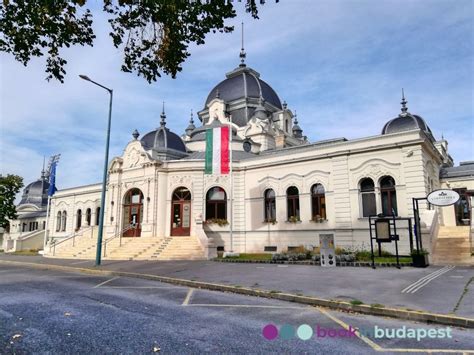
(350, 299), (364, 305)
(263, 218), (277, 224)
(0, 174), (23, 229)
(222, 253), (272, 261)
(205, 218), (228, 226)
(411, 248), (429, 256)
(0, 0), (278, 83)
(287, 215), (300, 223)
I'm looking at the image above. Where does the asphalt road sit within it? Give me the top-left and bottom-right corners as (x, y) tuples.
(2, 255), (472, 319)
(1, 265), (473, 354)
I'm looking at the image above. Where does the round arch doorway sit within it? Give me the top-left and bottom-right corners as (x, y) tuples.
(171, 187), (191, 236)
(123, 188), (144, 237)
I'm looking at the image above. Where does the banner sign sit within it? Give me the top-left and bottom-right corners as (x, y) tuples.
(427, 189), (460, 207)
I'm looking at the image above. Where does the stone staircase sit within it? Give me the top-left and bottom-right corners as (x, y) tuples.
(46, 231), (207, 261)
(105, 237), (163, 260)
(152, 236), (206, 260)
(46, 227), (97, 259)
(107, 236), (206, 260)
(432, 226), (472, 266)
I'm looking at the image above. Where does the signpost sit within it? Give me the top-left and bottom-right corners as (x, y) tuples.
(368, 214), (411, 269)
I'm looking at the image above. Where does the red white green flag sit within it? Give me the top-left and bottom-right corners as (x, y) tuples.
(205, 126), (230, 175)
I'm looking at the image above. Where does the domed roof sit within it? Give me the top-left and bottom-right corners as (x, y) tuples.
(188, 117), (242, 142)
(381, 92), (434, 139)
(140, 108), (187, 157)
(19, 177), (49, 208)
(205, 66), (282, 110)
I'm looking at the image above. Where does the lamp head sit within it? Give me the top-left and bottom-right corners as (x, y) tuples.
(79, 74), (91, 81)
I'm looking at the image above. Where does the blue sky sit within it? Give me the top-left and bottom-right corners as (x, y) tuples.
(1, 0), (472, 191)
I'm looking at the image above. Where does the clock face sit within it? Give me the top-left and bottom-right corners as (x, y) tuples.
(243, 141), (252, 152)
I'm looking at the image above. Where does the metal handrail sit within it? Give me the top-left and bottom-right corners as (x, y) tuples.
(50, 226), (93, 255)
(103, 225), (134, 257)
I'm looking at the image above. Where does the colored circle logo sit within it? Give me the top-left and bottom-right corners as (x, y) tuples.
(262, 324), (278, 340)
(297, 324), (313, 340)
(280, 324), (295, 340)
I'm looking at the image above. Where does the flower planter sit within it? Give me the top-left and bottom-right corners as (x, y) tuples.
(411, 253), (429, 268)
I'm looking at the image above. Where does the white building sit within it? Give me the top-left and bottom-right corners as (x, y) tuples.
(5, 55), (473, 264)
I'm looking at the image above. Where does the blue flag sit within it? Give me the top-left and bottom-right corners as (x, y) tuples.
(47, 161), (57, 196)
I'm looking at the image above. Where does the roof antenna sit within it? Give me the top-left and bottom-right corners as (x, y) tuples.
(400, 88), (408, 115)
(160, 101), (166, 127)
(239, 22), (246, 67)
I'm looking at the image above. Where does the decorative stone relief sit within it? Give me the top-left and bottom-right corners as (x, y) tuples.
(350, 158), (401, 187)
(169, 175), (193, 190)
(204, 174), (229, 189)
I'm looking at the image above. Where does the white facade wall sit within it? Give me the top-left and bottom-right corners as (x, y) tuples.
(46, 129), (451, 256)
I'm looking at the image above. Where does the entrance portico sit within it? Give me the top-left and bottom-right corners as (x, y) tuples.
(123, 188), (144, 237)
(171, 187), (192, 236)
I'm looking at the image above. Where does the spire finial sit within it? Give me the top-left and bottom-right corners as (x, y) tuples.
(294, 110), (298, 124)
(190, 109), (194, 124)
(239, 22), (246, 67)
(41, 156), (46, 179)
(160, 101), (166, 127)
(400, 88), (408, 115)
(282, 100), (287, 110)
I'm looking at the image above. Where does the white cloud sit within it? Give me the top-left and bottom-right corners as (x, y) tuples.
(0, 0), (472, 193)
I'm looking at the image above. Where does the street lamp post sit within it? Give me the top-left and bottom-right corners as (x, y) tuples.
(79, 75), (113, 266)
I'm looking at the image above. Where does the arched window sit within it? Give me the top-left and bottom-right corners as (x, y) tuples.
(360, 178), (376, 217)
(206, 187), (227, 220)
(76, 209), (82, 229)
(264, 189), (276, 222)
(56, 211), (61, 232)
(380, 176), (397, 216)
(286, 186), (300, 220)
(311, 184), (326, 220)
(61, 211), (67, 231)
(96, 207), (100, 226)
(86, 208), (92, 226)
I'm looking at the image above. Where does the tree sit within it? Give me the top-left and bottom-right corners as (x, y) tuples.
(0, 0), (279, 83)
(0, 174), (24, 229)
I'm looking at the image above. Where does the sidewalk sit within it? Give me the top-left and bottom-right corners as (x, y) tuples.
(0, 254), (472, 323)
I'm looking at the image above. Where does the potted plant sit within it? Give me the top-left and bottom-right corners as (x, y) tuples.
(311, 215), (324, 223)
(288, 216), (301, 223)
(204, 218), (229, 227)
(263, 218), (277, 225)
(411, 249), (429, 268)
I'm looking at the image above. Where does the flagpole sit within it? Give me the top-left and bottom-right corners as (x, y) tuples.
(43, 195), (51, 250)
(229, 115), (234, 253)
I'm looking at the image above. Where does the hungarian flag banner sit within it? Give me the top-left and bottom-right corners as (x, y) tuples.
(205, 126), (230, 175)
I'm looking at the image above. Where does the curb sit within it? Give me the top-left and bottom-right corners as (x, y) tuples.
(1, 260), (473, 329)
(213, 259), (413, 267)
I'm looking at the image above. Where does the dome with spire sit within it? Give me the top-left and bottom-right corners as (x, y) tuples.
(199, 23), (282, 128)
(140, 103), (187, 159)
(381, 90), (434, 140)
(19, 172), (50, 208)
(292, 112), (303, 139)
(204, 67), (282, 112)
(185, 110), (196, 136)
